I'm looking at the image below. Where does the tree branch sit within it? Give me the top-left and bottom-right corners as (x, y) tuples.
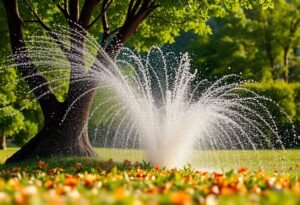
(105, 0), (159, 59)
(22, 0), (70, 58)
(100, 0), (113, 47)
(290, 18), (300, 35)
(110, 27), (121, 35)
(2, 0), (59, 115)
(79, 0), (101, 28)
(64, 0), (67, 12)
(85, 0), (113, 30)
(69, 0), (79, 22)
(24, 19), (39, 23)
(57, 3), (70, 20)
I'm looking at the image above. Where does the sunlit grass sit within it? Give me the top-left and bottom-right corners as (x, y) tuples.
(1, 148), (299, 176)
(0, 148), (19, 163)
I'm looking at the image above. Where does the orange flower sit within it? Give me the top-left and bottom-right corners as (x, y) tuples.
(114, 187), (127, 200)
(64, 176), (78, 188)
(238, 167), (248, 173)
(226, 183), (237, 193)
(136, 169), (147, 179)
(123, 160), (132, 167)
(159, 182), (173, 193)
(12, 167), (21, 172)
(14, 191), (26, 205)
(45, 180), (54, 189)
(154, 164), (159, 171)
(49, 168), (57, 175)
(83, 174), (97, 187)
(76, 163), (83, 169)
(146, 186), (159, 194)
(55, 185), (67, 195)
(213, 172), (224, 178)
(38, 160), (48, 169)
(170, 191), (192, 205)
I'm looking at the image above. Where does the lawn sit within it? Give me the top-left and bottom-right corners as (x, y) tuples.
(95, 148), (300, 175)
(0, 148), (299, 204)
(1, 148), (300, 175)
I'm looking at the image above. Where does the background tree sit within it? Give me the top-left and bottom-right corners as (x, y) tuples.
(186, 0), (300, 82)
(0, 0), (274, 163)
(0, 69), (24, 150)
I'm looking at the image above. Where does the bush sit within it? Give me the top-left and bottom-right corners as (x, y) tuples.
(290, 83), (300, 147)
(244, 81), (299, 148)
(291, 83), (300, 121)
(246, 81), (300, 148)
(245, 81), (296, 119)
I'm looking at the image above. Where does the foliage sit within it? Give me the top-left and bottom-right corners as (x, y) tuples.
(0, 65), (42, 146)
(290, 83), (300, 136)
(291, 83), (300, 121)
(245, 81), (296, 118)
(243, 81), (300, 148)
(13, 121), (38, 146)
(74, 0), (275, 51)
(0, 68), (24, 141)
(186, 0), (300, 82)
(0, 107), (23, 138)
(0, 4), (9, 56)
(0, 66), (41, 147)
(0, 157), (298, 204)
(0, 0), (275, 53)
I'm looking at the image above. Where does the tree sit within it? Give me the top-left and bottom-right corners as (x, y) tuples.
(1, 0), (273, 163)
(186, 0), (300, 82)
(0, 68), (24, 150)
(0, 76), (42, 150)
(246, 0), (300, 82)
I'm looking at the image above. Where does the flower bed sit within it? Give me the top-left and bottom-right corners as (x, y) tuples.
(0, 159), (299, 204)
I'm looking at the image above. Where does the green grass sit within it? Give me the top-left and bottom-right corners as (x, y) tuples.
(0, 148), (19, 163)
(1, 148), (299, 175)
(95, 148), (300, 176)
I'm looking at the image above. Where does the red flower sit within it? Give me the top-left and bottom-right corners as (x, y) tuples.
(238, 167), (248, 173)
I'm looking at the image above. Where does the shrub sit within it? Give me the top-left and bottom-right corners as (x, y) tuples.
(244, 81), (296, 119)
(244, 81), (299, 148)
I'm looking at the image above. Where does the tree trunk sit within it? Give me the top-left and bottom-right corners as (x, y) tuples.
(282, 47), (289, 82)
(5, 80), (98, 163)
(0, 134), (6, 150)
